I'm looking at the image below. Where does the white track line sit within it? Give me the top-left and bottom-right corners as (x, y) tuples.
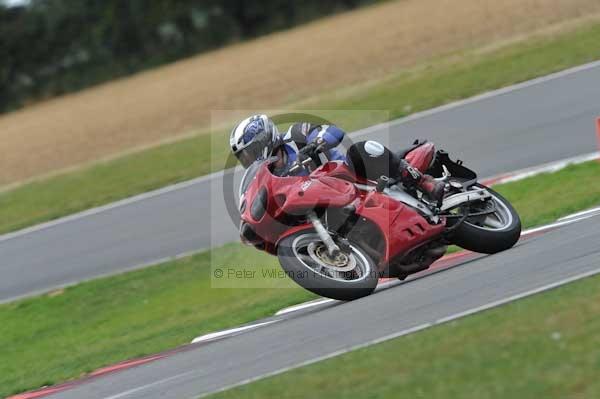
(3, 60), (600, 244)
(436, 268), (600, 324)
(88, 255), (600, 399)
(521, 211), (600, 236)
(106, 259), (600, 399)
(191, 320), (280, 344)
(275, 298), (337, 316)
(103, 371), (198, 399)
(0, 247), (208, 305)
(482, 152), (600, 186)
(0, 170), (228, 244)
(198, 266), (600, 399)
(271, 210), (600, 316)
(138, 323), (432, 399)
(352, 60), (600, 139)
(557, 206), (600, 222)
(77, 211), (600, 399)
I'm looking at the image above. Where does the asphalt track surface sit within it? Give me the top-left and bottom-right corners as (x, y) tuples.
(2, 62), (600, 303)
(42, 212), (600, 399)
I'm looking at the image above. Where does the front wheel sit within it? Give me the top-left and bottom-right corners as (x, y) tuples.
(450, 185), (521, 254)
(277, 231), (379, 301)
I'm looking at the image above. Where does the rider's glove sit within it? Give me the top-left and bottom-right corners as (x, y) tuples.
(299, 142), (319, 158)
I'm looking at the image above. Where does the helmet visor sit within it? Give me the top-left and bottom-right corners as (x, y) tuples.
(235, 129), (273, 168)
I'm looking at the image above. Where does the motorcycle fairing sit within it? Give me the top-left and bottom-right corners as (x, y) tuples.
(241, 158), (446, 267)
(354, 190), (445, 264)
(240, 160), (358, 254)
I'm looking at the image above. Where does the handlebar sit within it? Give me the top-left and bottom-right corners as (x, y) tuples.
(288, 157), (313, 174)
(288, 141), (327, 174)
(298, 141), (325, 156)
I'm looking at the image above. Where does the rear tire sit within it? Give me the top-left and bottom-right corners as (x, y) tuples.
(450, 185), (521, 254)
(277, 231), (379, 301)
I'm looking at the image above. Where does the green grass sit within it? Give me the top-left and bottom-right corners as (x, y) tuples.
(1, 160), (599, 397)
(206, 162), (600, 399)
(0, 134), (230, 234)
(2, 20), (600, 235)
(494, 161), (600, 229)
(0, 244), (315, 397)
(440, 160), (600, 255)
(209, 271), (600, 399)
(314, 22), (600, 118)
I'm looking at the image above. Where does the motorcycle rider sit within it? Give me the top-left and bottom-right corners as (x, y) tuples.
(230, 114), (445, 205)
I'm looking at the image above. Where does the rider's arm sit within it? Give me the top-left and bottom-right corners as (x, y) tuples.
(307, 125), (345, 149)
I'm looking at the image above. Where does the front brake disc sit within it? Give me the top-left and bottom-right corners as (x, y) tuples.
(307, 242), (356, 272)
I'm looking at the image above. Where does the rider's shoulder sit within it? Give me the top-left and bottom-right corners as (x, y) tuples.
(285, 122), (317, 145)
(287, 122), (315, 137)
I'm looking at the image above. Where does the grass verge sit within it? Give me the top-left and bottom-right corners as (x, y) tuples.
(1, 160), (599, 397)
(209, 270), (600, 399)
(2, 19), (600, 235)
(0, 245), (315, 398)
(494, 161), (600, 229)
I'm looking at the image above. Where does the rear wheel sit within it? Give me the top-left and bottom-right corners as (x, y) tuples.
(450, 185), (521, 254)
(277, 231), (379, 301)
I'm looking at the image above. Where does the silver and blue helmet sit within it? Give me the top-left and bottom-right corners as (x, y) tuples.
(230, 114), (279, 168)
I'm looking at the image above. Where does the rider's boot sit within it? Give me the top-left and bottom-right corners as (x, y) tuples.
(418, 175), (446, 206)
(398, 159), (445, 206)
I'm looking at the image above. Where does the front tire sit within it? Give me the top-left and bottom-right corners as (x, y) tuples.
(277, 231), (379, 301)
(450, 185), (521, 254)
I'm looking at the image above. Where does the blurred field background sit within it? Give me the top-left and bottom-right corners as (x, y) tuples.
(2, 0), (600, 186)
(3, 2), (600, 395)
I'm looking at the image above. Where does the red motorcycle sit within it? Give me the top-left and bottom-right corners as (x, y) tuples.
(238, 141), (521, 300)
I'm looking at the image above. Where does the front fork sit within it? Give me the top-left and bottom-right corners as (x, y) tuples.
(308, 212), (341, 257)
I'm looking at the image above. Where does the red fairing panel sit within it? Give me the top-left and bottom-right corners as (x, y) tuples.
(405, 142), (435, 173)
(240, 161), (358, 254)
(241, 159), (445, 263)
(355, 190), (445, 263)
(239, 164), (297, 252)
(275, 176), (357, 216)
(310, 161), (356, 182)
